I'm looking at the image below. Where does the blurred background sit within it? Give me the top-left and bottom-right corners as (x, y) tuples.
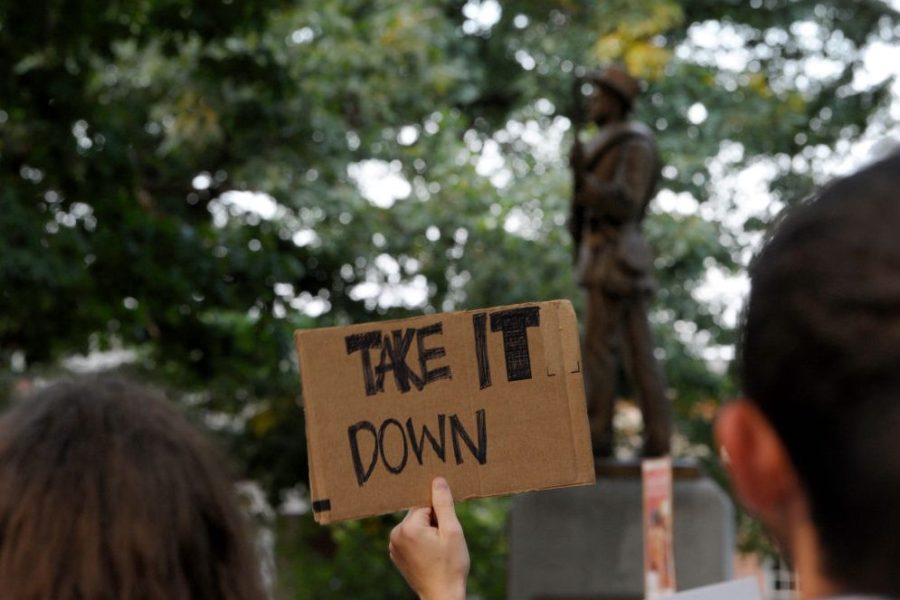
(1, 0), (898, 597)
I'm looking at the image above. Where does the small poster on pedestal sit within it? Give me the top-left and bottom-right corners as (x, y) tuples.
(643, 456), (676, 598)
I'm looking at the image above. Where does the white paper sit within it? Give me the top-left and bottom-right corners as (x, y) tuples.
(661, 578), (761, 600)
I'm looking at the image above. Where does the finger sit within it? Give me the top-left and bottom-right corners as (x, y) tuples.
(430, 477), (459, 530)
(388, 543), (399, 561)
(404, 506), (434, 528)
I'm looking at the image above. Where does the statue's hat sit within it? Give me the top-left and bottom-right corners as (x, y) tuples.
(587, 65), (640, 106)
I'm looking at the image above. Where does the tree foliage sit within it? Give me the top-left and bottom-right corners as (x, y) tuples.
(1, 0), (896, 596)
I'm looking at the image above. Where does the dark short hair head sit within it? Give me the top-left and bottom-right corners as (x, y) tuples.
(741, 149), (900, 595)
(0, 378), (265, 599)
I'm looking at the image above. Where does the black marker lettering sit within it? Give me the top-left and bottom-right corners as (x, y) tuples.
(350, 326), (451, 396)
(349, 410), (487, 485)
(392, 329), (418, 389)
(345, 331), (383, 396)
(373, 340), (393, 393)
(378, 418), (409, 474)
(417, 323), (451, 387)
(348, 420), (378, 486)
(406, 414), (447, 464)
(473, 313), (491, 389)
(450, 409), (487, 465)
(490, 307), (540, 381)
(375, 329), (417, 393)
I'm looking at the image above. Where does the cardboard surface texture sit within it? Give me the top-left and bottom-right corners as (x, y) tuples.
(295, 300), (595, 523)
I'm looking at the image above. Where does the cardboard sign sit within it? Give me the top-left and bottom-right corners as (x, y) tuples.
(294, 300), (595, 523)
(643, 457), (676, 598)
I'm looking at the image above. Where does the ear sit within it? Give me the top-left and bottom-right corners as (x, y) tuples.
(715, 399), (802, 520)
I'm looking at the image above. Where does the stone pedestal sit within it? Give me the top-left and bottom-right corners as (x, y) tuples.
(508, 461), (734, 600)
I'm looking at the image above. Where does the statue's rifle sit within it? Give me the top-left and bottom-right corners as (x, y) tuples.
(568, 74), (586, 262)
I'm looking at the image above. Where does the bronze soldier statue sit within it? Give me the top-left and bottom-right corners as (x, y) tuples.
(569, 65), (672, 457)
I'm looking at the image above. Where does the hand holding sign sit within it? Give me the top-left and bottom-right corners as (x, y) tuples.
(295, 300), (594, 522)
(389, 477), (470, 600)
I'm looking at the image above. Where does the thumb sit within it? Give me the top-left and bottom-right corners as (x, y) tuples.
(430, 477), (459, 529)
